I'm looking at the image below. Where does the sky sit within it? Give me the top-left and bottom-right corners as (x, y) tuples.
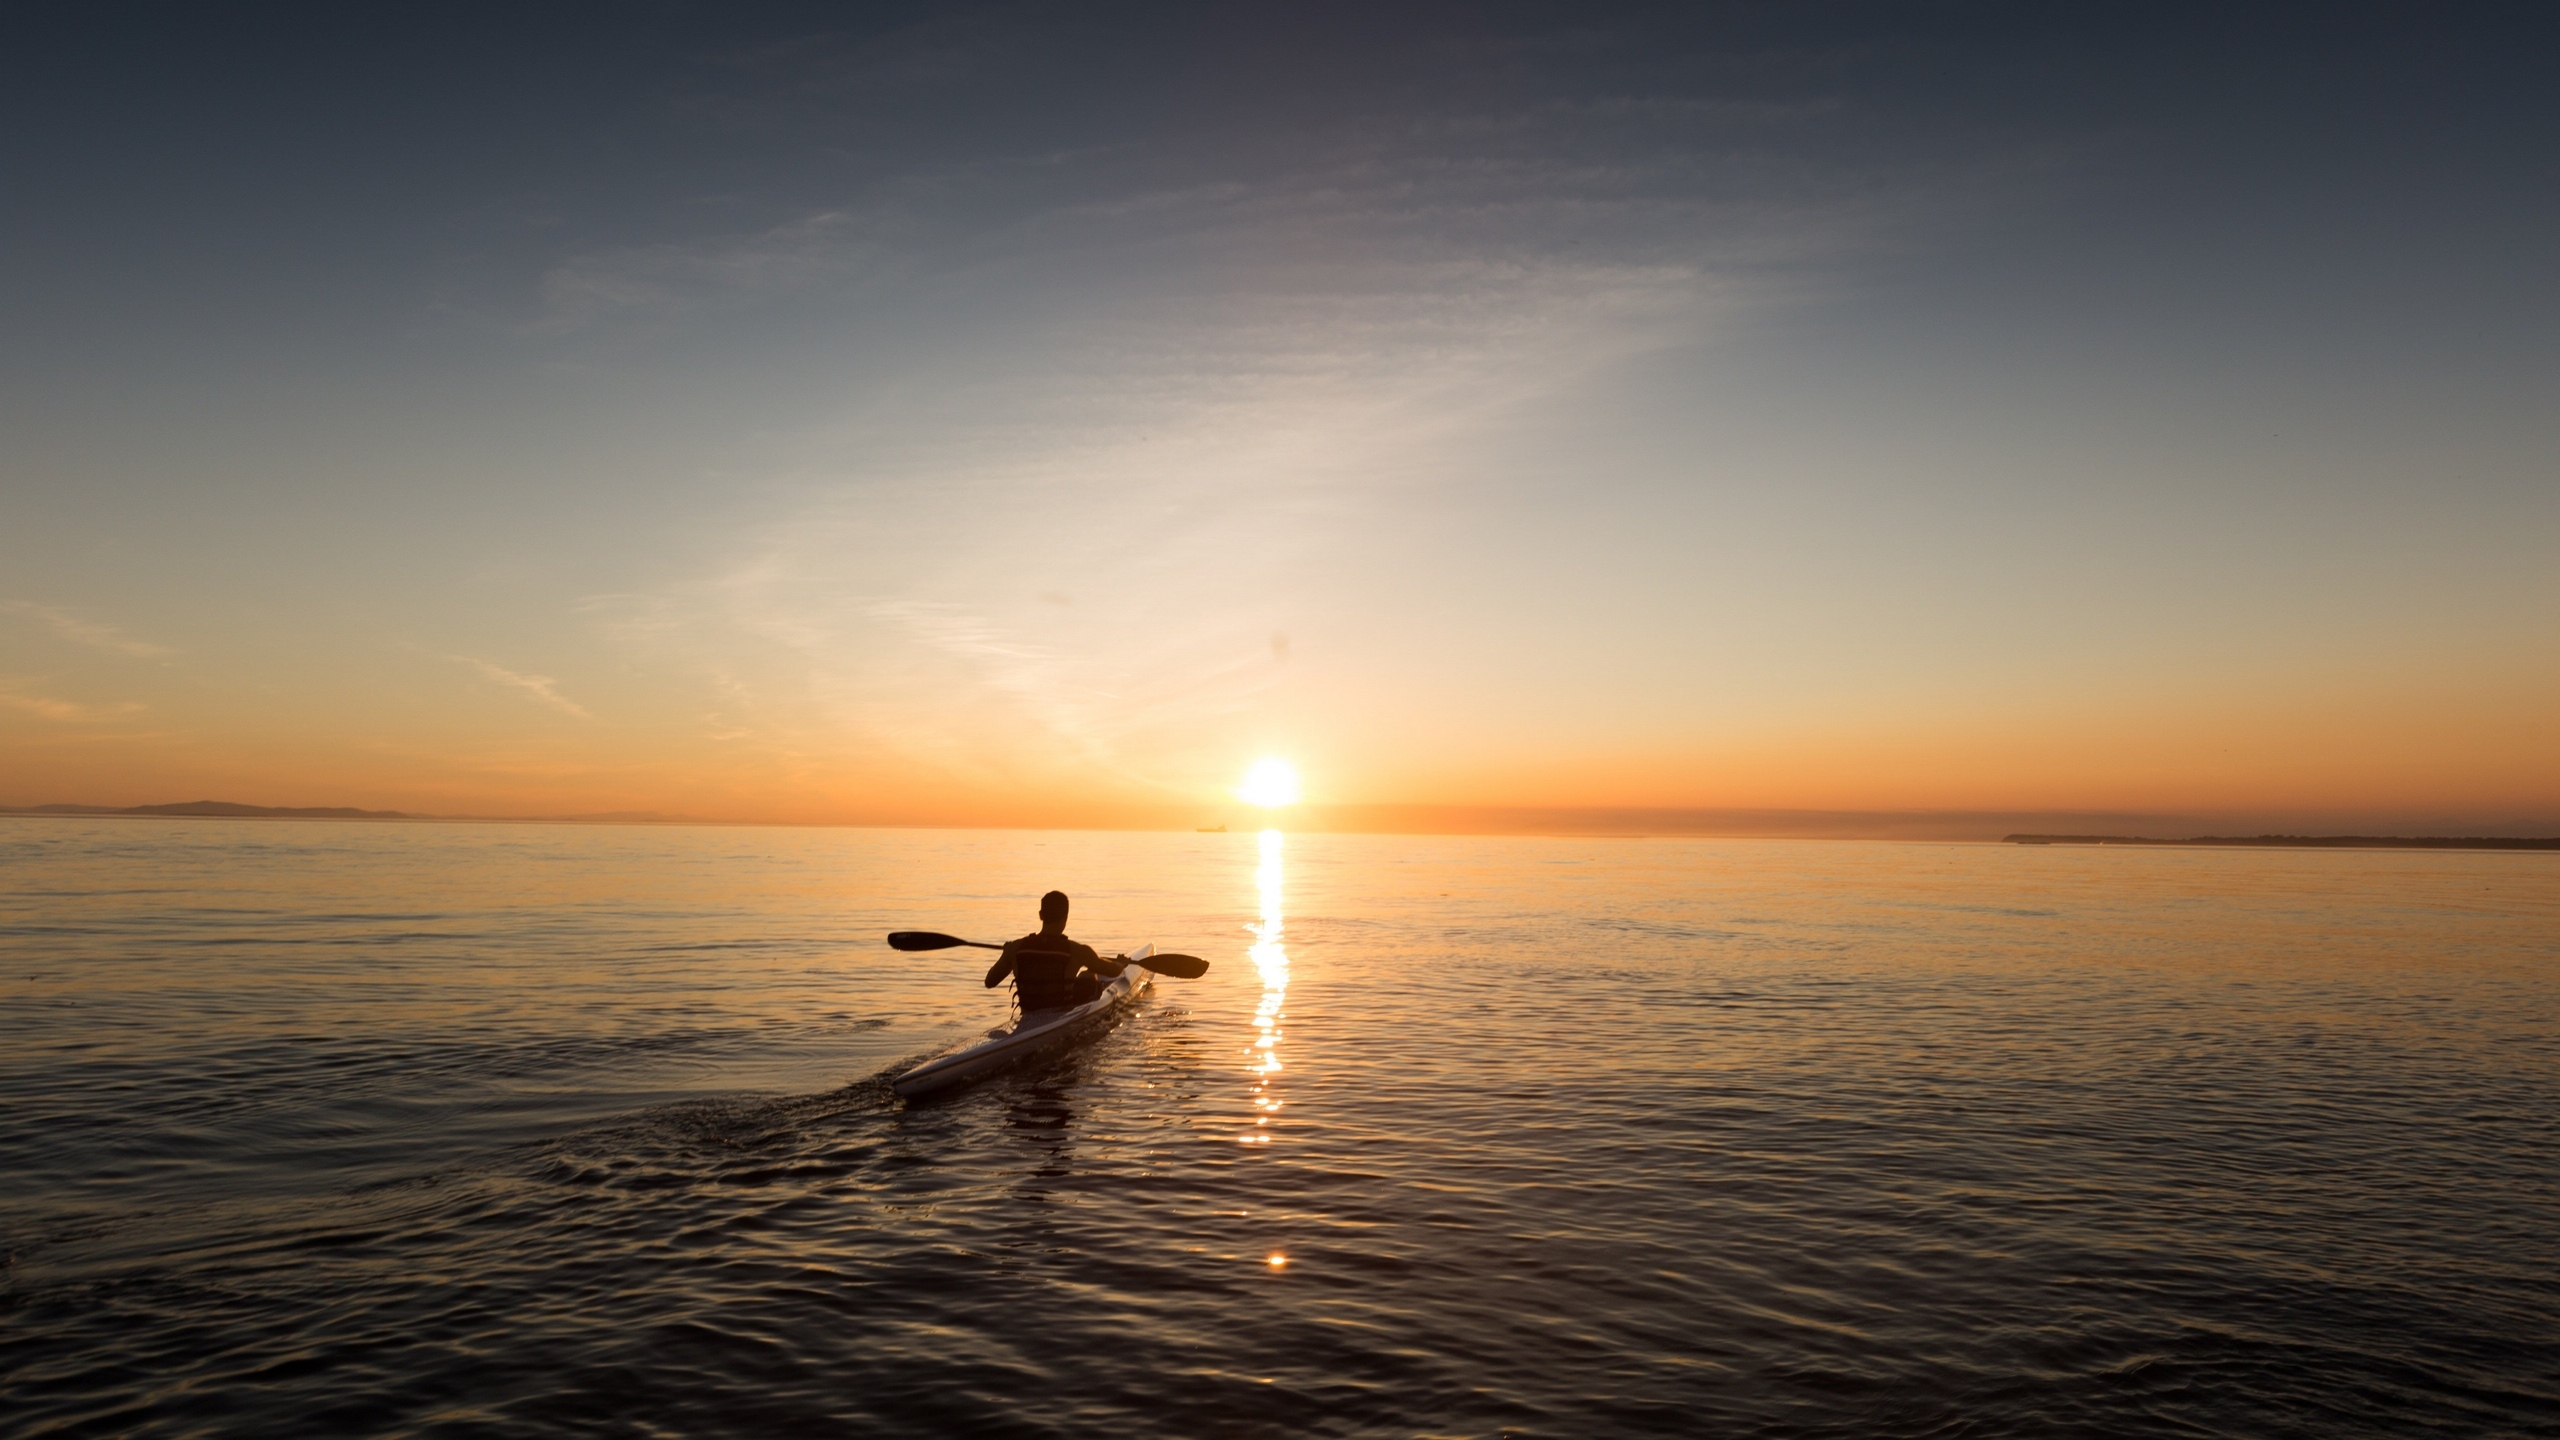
(3, 2), (2555, 832)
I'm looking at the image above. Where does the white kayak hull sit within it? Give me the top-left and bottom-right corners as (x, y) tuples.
(891, 943), (1156, 1098)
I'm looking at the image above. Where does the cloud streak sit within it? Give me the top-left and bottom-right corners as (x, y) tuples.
(4, 602), (174, 660)
(0, 687), (147, 722)
(475, 21), (2365, 814)
(535, 209), (900, 332)
(452, 656), (592, 719)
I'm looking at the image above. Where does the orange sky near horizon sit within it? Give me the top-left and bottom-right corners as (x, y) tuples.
(9, 639), (2554, 831)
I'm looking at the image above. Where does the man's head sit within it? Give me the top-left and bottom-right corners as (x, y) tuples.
(1038, 890), (1070, 929)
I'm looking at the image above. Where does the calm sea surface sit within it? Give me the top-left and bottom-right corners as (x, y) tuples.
(2, 819), (2555, 1438)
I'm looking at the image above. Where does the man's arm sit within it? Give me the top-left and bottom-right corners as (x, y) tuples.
(984, 948), (1015, 988)
(1078, 942), (1128, 978)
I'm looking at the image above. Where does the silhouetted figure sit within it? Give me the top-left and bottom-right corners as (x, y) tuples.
(984, 891), (1121, 1011)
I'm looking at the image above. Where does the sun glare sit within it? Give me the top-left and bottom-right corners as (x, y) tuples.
(1237, 757), (1301, 808)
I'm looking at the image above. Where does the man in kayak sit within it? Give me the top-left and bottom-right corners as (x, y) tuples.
(984, 890), (1125, 1012)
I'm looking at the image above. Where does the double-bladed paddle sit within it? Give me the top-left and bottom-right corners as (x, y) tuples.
(886, 931), (1209, 980)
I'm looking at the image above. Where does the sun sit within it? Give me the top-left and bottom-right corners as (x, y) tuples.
(1237, 757), (1301, 808)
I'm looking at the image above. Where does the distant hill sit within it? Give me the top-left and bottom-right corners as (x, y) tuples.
(0, 801), (706, 824)
(2007, 833), (2560, 851)
(12, 800), (419, 819)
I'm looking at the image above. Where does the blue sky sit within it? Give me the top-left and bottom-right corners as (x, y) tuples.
(3, 3), (2554, 827)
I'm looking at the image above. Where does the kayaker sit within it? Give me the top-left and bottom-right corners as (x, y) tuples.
(984, 891), (1123, 1011)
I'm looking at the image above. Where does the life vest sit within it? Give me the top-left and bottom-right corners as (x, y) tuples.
(1006, 933), (1093, 1010)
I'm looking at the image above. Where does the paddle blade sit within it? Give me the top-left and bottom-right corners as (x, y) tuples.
(887, 931), (970, 952)
(1138, 952), (1209, 979)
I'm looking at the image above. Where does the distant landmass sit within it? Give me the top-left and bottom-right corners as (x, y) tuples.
(1293, 805), (2207, 841)
(15, 800), (419, 819)
(2006, 834), (2560, 851)
(0, 801), (701, 824)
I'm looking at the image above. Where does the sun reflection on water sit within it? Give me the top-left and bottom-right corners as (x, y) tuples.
(1242, 827), (1287, 1147)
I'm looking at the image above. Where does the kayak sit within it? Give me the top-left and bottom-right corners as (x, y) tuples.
(891, 943), (1157, 1099)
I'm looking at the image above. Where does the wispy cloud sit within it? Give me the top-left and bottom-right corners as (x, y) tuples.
(525, 47), (1998, 803)
(562, 218), (1722, 797)
(518, 48), (1934, 344)
(3, 602), (174, 660)
(451, 656), (592, 719)
(0, 687), (147, 722)
(535, 209), (896, 332)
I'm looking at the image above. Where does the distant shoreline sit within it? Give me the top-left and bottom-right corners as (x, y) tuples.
(2006, 833), (2560, 852)
(0, 801), (697, 825)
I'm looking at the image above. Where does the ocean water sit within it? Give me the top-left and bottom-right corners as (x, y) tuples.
(2, 819), (2555, 1439)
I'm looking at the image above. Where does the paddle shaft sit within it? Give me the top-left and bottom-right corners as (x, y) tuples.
(885, 930), (1207, 979)
(894, 935), (1101, 957)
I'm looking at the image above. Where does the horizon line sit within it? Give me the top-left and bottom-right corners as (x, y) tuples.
(8, 799), (2559, 844)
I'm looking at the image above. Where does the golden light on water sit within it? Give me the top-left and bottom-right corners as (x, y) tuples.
(1241, 827), (1288, 1148)
(1236, 757), (1301, 808)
